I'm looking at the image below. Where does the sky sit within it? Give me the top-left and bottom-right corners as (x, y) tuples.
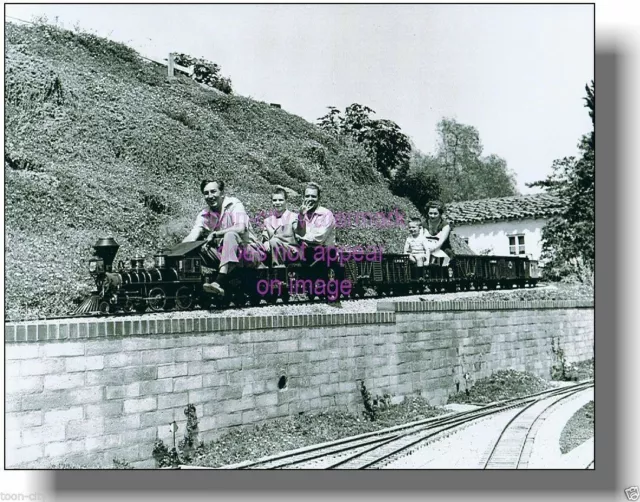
(5, 4), (594, 193)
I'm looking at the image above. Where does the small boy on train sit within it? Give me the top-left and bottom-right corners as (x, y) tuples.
(404, 217), (431, 267)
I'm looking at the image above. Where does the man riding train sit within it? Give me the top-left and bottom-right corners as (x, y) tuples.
(182, 179), (266, 296)
(183, 180), (337, 297)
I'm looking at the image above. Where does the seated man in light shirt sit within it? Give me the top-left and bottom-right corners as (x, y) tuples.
(294, 182), (336, 255)
(261, 186), (300, 267)
(183, 179), (265, 295)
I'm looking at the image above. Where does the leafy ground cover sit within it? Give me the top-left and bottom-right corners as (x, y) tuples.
(562, 358), (594, 382)
(186, 395), (446, 468)
(447, 369), (551, 405)
(475, 283), (593, 303)
(559, 400), (594, 454)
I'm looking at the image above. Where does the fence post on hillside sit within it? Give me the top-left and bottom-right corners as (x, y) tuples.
(168, 53), (193, 80)
(168, 52), (175, 79)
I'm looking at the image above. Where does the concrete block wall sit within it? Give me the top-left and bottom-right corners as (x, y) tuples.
(4, 300), (593, 468)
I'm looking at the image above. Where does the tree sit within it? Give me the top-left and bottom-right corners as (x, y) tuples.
(476, 154), (519, 200)
(391, 168), (441, 212)
(365, 119), (412, 179)
(341, 103), (376, 143)
(390, 150), (441, 210)
(528, 81), (595, 279)
(317, 106), (342, 135)
(317, 104), (411, 180)
(434, 118), (518, 203)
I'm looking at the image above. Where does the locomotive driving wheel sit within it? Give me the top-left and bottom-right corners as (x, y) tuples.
(123, 295), (135, 313)
(147, 287), (167, 312)
(175, 286), (194, 310)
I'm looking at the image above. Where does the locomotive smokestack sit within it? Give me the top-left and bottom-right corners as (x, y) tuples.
(93, 237), (120, 272)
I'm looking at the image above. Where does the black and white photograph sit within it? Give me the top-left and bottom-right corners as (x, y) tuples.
(4, 3), (595, 471)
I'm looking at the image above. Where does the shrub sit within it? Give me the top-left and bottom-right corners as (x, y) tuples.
(358, 380), (391, 421)
(173, 53), (233, 95)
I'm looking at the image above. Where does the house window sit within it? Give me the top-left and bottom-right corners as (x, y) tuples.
(509, 235), (526, 255)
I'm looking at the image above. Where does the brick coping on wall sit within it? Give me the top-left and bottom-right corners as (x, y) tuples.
(4, 312), (395, 343)
(4, 299), (593, 343)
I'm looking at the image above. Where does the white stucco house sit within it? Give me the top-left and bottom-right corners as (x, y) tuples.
(445, 194), (564, 264)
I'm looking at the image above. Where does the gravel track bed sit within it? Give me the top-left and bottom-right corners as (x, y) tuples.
(559, 400), (594, 454)
(19, 283), (584, 324)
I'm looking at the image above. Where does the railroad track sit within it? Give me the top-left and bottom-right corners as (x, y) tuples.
(482, 383), (593, 469)
(212, 381), (593, 470)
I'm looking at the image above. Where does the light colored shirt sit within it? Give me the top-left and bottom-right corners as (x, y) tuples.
(421, 218), (452, 251)
(404, 234), (430, 255)
(262, 209), (299, 245)
(297, 206), (336, 246)
(183, 196), (255, 244)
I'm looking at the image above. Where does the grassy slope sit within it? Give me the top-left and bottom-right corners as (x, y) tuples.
(5, 22), (471, 320)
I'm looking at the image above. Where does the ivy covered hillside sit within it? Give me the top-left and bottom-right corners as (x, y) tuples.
(5, 22), (472, 320)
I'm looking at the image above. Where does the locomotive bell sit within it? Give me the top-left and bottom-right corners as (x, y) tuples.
(93, 237), (120, 273)
(154, 250), (168, 269)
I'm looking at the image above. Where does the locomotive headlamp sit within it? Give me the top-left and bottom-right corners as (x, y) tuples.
(89, 259), (104, 275)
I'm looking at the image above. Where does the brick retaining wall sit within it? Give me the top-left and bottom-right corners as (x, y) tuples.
(5, 300), (593, 468)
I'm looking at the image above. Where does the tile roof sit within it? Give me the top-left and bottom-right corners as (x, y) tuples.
(449, 233), (476, 255)
(445, 193), (564, 225)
